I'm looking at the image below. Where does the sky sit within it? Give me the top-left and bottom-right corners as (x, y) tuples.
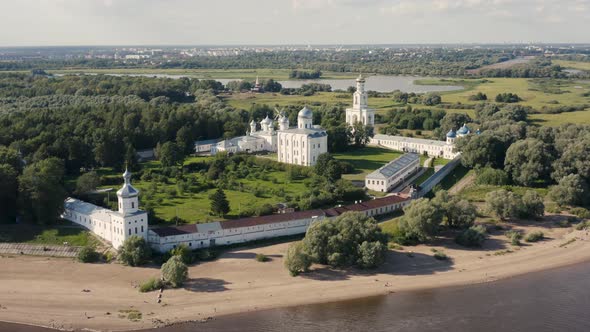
(0, 0), (589, 46)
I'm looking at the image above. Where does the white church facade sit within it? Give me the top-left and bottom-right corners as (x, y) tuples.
(62, 169), (148, 249)
(211, 115), (278, 155)
(346, 74), (375, 127)
(277, 106), (328, 166)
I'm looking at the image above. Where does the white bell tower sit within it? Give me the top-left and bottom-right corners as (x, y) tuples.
(346, 74), (375, 127)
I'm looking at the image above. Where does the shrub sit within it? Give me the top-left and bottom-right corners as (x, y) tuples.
(558, 219), (571, 228)
(432, 249), (448, 260)
(77, 246), (100, 263)
(520, 190), (545, 219)
(505, 230), (522, 246)
(161, 256), (188, 288)
(574, 220), (590, 230)
(525, 231), (544, 243)
(118, 236), (152, 267)
(455, 225), (487, 247)
(169, 244), (194, 264)
(255, 253), (269, 262)
(284, 241), (311, 276)
(570, 207), (590, 219)
(485, 189), (521, 220)
(196, 248), (218, 261)
(139, 277), (165, 293)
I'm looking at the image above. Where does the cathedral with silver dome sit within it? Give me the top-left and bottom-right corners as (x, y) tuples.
(211, 106), (327, 166)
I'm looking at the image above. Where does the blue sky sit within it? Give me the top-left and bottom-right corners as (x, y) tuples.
(0, 0), (588, 46)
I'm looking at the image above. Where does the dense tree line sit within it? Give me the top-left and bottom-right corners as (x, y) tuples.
(0, 49), (546, 77)
(380, 106), (446, 133)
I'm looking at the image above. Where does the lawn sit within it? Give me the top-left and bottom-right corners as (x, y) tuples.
(553, 60), (590, 71)
(93, 157), (310, 224)
(332, 147), (404, 181)
(0, 223), (97, 246)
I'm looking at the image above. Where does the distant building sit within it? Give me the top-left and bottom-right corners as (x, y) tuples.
(365, 153), (420, 192)
(194, 138), (222, 154)
(277, 106), (328, 166)
(136, 148), (156, 162)
(62, 169), (148, 249)
(250, 76), (263, 93)
(346, 74), (375, 127)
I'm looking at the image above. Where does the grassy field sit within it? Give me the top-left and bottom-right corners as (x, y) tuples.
(333, 147), (404, 181)
(530, 109), (590, 126)
(553, 60), (590, 71)
(46, 68), (358, 80)
(0, 223), (97, 246)
(94, 157), (309, 224)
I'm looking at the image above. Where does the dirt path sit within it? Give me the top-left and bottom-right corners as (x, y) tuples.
(449, 172), (475, 195)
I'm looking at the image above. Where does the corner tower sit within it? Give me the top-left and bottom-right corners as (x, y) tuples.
(117, 168), (139, 215)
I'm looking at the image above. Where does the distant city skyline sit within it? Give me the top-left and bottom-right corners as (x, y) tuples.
(1, 0), (589, 46)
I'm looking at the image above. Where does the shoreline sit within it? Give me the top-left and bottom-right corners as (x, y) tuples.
(1, 219), (589, 332)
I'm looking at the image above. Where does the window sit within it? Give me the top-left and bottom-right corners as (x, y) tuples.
(135, 227), (137, 234)
(141, 226), (144, 232)
(131, 202), (134, 209)
(128, 229), (131, 235)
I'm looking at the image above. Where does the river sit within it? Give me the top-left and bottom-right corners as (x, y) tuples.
(55, 73), (463, 93)
(2, 261), (589, 332)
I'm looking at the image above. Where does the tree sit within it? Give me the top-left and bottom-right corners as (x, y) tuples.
(349, 122), (372, 148)
(284, 241), (312, 276)
(300, 212), (387, 269)
(504, 139), (552, 186)
(0, 164), (18, 222)
(422, 93), (442, 106)
(520, 190), (545, 219)
(169, 243), (193, 264)
(397, 198), (443, 243)
(431, 190), (476, 228)
(456, 134), (506, 169)
(75, 171), (101, 195)
(161, 255), (188, 287)
(476, 167), (509, 185)
(485, 189), (521, 220)
(495, 93), (521, 103)
(0, 146), (22, 173)
(118, 235), (152, 266)
(209, 188), (230, 216)
(468, 92), (487, 101)
(77, 246), (100, 263)
(18, 158), (66, 224)
(551, 137), (590, 183)
(455, 225), (487, 247)
(158, 141), (184, 168)
(549, 174), (589, 207)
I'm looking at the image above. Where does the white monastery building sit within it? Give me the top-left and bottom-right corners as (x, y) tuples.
(346, 74), (375, 127)
(365, 153), (420, 192)
(148, 194), (411, 253)
(369, 123), (473, 160)
(62, 169), (148, 249)
(277, 106), (328, 166)
(211, 115), (278, 155)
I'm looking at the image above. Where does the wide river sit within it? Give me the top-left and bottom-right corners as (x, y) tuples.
(57, 73), (463, 93)
(2, 261), (590, 332)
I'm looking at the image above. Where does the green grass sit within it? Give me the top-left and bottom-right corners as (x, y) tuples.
(434, 165), (473, 192)
(414, 168), (435, 185)
(332, 147), (403, 181)
(0, 223), (97, 246)
(530, 109), (590, 126)
(553, 60), (590, 71)
(379, 216), (402, 239)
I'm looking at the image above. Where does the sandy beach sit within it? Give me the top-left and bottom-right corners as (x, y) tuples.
(1, 216), (589, 332)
